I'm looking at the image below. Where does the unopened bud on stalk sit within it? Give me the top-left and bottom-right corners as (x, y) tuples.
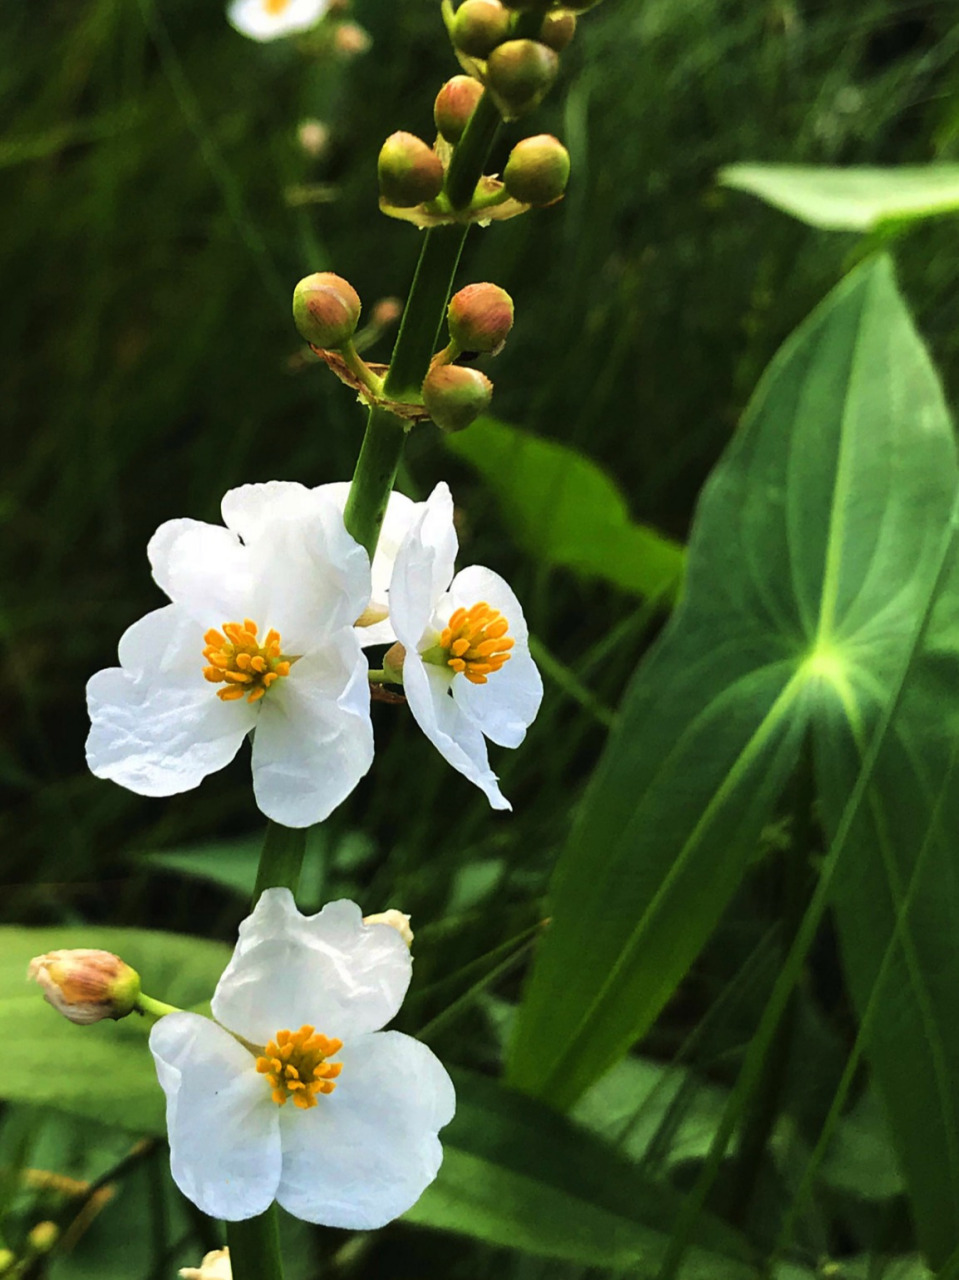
(378, 132), (445, 207)
(293, 273), (361, 349)
(538, 8), (576, 50)
(503, 134), (570, 204)
(486, 40), (559, 117)
(180, 1249), (233, 1280)
(27, 1223), (59, 1256)
(28, 949), (141, 1025)
(451, 0), (512, 58)
(333, 20), (371, 57)
(448, 282), (514, 353)
(364, 910), (414, 947)
(434, 76), (485, 144)
(422, 365), (493, 432)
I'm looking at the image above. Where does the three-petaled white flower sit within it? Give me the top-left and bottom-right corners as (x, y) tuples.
(228, 0), (329, 42)
(150, 889), (454, 1227)
(85, 482), (373, 829)
(388, 482), (543, 811)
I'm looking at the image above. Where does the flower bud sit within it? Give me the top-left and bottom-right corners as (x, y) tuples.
(448, 282), (514, 353)
(434, 76), (485, 145)
(503, 134), (570, 205)
(292, 272), (361, 349)
(364, 910), (414, 948)
(333, 20), (371, 57)
(297, 118), (330, 159)
(422, 365), (493, 432)
(28, 949), (141, 1025)
(378, 132), (444, 207)
(180, 1249), (233, 1280)
(485, 40), (559, 118)
(27, 1222), (59, 1256)
(538, 8), (576, 51)
(451, 0), (512, 59)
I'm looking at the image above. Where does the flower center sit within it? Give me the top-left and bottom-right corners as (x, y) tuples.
(255, 1026), (343, 1109)
(438, 602), (514, 686)
(263, 0), (292, 13)
(202, 619), (292, 703)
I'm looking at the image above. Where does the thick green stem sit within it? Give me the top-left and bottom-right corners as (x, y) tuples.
(226, 1206), (284, 1280)
(253, 823), (307, 904)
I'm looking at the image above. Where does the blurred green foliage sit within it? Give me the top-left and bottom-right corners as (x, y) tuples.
(4, 0), (959, 1275)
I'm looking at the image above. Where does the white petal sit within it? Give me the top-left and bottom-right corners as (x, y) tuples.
(150, 1012), (281, 1221)
(250, 631), (373, 827)
(275, 1031), (455, 1228)
(403, 652), (510, 810)
(212, 891), (412, 1046)
(316, 484), (417, 607)
(86, 607), (256, 796)
(228, 0), (329, 40)
(221, 482), (319, 544)
(451, 648), (543, 749)
(148, 519), (253, 626)
(243, 497), (371, 654)
(389, 483), (457, 651)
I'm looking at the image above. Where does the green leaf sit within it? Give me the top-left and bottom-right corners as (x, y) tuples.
(0, 926), (230, 1134)
(406, 1070), (757, 1276)
(506, 250), (959, 1270)
(142, 829), (328, 909)
(445, 416), (684, 601)
(720, 163), (959, 231)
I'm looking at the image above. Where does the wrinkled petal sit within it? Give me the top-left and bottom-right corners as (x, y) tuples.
(228, 0), (329, 40)
(212, 890), (412, 1045)
(150, 1013), (280, 1221)
(149, 520), (253, 625)
(403, 653), (510, 810)
(317, 483), (416, 608)
(250, 630), (372, 827)
(276, 1031), (455, 1228)
(86, 606), (256, 796)
(221, 482), (319, 543)
(451, 647), (542, 749)
(389, 484), (457, 651)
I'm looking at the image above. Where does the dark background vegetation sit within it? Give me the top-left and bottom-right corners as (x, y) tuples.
(3, 0), (959, 1274)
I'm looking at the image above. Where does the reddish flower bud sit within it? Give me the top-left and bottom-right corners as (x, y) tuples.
(503, 134), (570, 205)
(422, 365), (493, 432)
(539, 8), (576, 51)
(293, 272), (361, 349)
(485, 40), (559, 118)
(451, 0), (512, 59)
(28, 949), (141, 1025)
(448, 282), (514, 353)
(378, 132), (445, 207)
(434, 76), (485, 145)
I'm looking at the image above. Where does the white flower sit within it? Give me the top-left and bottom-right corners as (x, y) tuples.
(388, 482), (543, 811)
(318, 483), (416, 647)
(86, 482), (373, 829)
(180, 1249), (232, 1280)
(150, 890), (455, 1228)
(228, 0), (329, 42)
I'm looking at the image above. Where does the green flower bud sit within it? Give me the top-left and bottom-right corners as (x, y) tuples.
(422, 365), (493, 432)
(377, 132), (445, 207)
(434, 76), (485, 144)
(292, 272), (361, 349)
(448, 282), (514, 353)
(28, 949), (141, 1025)
(485, 39), (558, 118)
(451, 0), (512, 58)
(503, 134), (570, 205)
(538, 8), (576, 50)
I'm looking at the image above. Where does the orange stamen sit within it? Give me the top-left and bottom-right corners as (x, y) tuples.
(439, 602), (514, 685)
(201, 619), (294, 703)
(255, 1026), (343, 1109)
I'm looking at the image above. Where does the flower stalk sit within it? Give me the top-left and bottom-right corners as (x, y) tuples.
(225, 1208), (284, 1280)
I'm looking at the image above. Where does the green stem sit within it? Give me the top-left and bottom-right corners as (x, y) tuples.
(253, 823), (307, 904)
(135, 993), (180, 1020)
(226, 1207), (284, 1280)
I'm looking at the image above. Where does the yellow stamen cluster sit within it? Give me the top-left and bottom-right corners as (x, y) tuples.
(264, 0), (292, 13)
(202, 620), (291, 704)
(440, 602), (514, 685)
(255, 1026), (343, 1109)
